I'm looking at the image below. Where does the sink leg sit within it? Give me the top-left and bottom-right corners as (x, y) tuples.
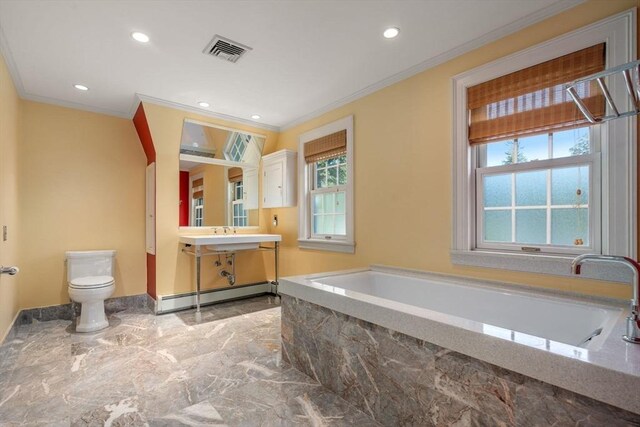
(274, 241), (280, 301)
(196, 250), (201, 322)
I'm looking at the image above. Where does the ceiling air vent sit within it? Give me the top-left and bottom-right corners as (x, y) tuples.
(203, 35), (252, 63)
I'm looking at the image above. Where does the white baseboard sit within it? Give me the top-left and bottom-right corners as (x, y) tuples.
(156, 282), (275, 314)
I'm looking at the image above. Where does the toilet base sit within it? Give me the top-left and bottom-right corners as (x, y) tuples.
(76, 299), (109, 332)
(68, 283), (114, 333)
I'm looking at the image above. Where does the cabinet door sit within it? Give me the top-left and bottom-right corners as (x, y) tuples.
(243, 168), (259, 210)
(263, 161), (283, 208)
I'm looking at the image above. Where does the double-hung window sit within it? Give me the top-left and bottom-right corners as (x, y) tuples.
(477, 127), (600, 254)
(231, 181), (247, 227)
(228, 167), (247, 227)
(298, 116), (354, 253)
(311, 155), (347, 237)
(452, 12), (636, 279)
(191, 175), (204, 227)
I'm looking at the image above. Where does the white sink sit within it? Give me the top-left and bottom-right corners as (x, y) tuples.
(179, 234), (281, 251)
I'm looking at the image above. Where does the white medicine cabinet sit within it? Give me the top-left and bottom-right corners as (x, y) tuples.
(262, 150), (297, 208)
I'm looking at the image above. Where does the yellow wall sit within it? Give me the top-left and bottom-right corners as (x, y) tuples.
(142, 102), (279, 296)
(18, 102), (148, 308)
(271, 0), (638, 299)
(0, 52), (21, 340)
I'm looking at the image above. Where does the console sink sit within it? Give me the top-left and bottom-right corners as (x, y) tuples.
(179, 234), (281, 252)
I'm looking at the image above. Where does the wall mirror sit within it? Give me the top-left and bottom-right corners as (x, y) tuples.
(180, 119), (265, 166)
(179, 120), (265, 228)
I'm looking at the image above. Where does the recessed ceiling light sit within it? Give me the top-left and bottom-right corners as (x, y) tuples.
(383, 27), (400, 39)
(251, 114), (261, 120)
(198, 101), (210, 108)
(131, 32), (150, 43)
(73, 84), (89, 91)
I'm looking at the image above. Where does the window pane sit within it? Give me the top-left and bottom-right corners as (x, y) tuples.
(316, 168), (327, 188)
(313, 194), (324, 214)
(327, 167), (338, 186)
(517, 134), (548, 162)
(485, 140), (514, 167)
(515, 170), (546, 206)
(516, 209), (546, 244)
(484, 210), (511, 242)
(336, 191), (346, 214)
(553, 128), (590, 159)
(313, 215), (324, 234)
(327, 157), (338, 166)
(551, 166), (589, 206)
(335, 214), (346, 235)
(483, 174), (512, 208)
(551, 208), (589, 246)
(324, 193), (335, 213)
(324, 215), (335, 234)
(338, 164), (347, 185)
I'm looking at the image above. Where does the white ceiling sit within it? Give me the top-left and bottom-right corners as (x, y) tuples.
(0, 0), (581, 130)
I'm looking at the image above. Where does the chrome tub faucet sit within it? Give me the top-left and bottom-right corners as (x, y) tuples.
(571, 254), (640, 344)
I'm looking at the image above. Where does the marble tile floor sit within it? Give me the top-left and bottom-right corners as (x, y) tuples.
(0, 296), (379, 426)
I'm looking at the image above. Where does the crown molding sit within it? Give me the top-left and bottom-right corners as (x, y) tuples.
(1, 0), (584, 132)
(280, 0), (585, 131)
(132, 94), (280, 132)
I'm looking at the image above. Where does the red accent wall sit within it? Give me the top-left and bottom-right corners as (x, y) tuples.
(132, 102), (157, 299)
(179, 171), (189, 227)
(146, 253), (156, 300)
(133, 104), (156, 165)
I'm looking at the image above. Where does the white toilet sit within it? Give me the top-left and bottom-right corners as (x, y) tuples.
(66, 250), (116, 332)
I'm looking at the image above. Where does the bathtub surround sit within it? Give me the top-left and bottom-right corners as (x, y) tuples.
(281, 295), (640, 425)
(0, 296), (376, 425)
(279, 266), (640, 415)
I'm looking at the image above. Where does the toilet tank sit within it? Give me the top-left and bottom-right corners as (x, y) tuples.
(66, 250), (116, 281)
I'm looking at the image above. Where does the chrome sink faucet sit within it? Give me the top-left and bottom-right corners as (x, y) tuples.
(571, 254), (640, 344)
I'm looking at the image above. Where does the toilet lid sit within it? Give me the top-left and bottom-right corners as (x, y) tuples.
(69, 275), (114, 289)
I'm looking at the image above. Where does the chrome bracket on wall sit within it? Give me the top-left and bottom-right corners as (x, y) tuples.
(565, 59), (640, 124)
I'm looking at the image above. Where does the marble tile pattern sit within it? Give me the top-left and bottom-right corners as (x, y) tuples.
(12, 294), (153, 327)
(0, 295), (377, 426)
(281, 295), (640, 427)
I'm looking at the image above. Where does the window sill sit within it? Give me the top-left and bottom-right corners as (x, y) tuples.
(298, 239), (355, 254)
(450, 250), (631, 283)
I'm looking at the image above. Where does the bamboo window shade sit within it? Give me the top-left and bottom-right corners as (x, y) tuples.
(304, 129), (347, 163)
(467, 43), (606, 145)
(192, 177), (204, 199)
(228, 167), (243, 183)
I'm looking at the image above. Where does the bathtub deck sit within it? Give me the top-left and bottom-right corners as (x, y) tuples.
(0, 296), (377, 426)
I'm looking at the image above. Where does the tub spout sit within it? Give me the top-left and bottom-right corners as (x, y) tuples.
(571, 254), (640, 344)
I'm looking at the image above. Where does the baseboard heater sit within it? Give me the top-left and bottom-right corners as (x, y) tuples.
(155, 281), (275, 314)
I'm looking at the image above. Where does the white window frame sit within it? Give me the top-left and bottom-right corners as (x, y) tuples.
(298, 115), (355, 253)
(310, 155), (348, 239)
(230, 180), (247, 227)
(451, 10), (637, 281)
(476, 128), (601, 255)
(190, 172), (204, 227)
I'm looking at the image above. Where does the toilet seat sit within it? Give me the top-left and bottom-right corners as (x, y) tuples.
(69, 275), (114, 289)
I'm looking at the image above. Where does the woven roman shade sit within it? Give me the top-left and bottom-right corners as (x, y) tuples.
(192, 177), (203, 199)
(304, 130), (347, 163)
(228, 167), (243, 183)
(467, 43), (606, 144)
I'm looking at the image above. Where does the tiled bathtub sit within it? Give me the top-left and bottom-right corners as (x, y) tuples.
(279, 266), (640, 425)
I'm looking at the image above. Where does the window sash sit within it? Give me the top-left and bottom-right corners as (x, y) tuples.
(310, 185), (347, 239)
(475, 153), (600, 255)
